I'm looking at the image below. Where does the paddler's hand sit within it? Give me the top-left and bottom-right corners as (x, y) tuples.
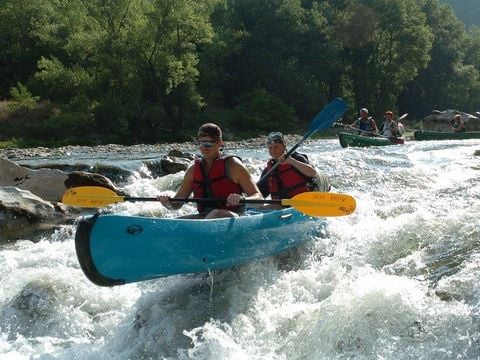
(277, 154), (287, 163)
(157, 195), (173, 209)
(226, 193), (244, 207)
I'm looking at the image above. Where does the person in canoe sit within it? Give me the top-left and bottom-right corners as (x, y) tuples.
(379, 111), (405, 144)
(349, 107), (379, 136)
(257, 132), (330, 209)
(450, 114), (466, 132)
(158, 123), (263, 219)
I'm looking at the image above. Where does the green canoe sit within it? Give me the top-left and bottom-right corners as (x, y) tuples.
(338, 132), (405, 148)
(414, 130), (480, 141)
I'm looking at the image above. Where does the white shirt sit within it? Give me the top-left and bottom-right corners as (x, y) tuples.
(382, 120), (395, 137)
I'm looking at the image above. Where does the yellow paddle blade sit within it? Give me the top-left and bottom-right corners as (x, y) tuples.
(282, 192), (356, 217)
(62, 186), (124, 208)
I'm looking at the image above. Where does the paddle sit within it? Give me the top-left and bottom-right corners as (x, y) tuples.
(257, 98), (347, 185)
(334, 123), (389, 139)
(62, 186), (356, 217)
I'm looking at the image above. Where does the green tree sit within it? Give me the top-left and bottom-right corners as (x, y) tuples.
(29, 0), (213, 143)
(0, 0), (62, 98)
(225, 89), (297, 137)
(336, 0), (433, 115)
(399, 0), (474, 117)
(199, 0), (343, 132)
(440, 0), (480, 29)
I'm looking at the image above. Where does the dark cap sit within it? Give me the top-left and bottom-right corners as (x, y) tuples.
(267, 132), (285, 144)
(197, 123), (222, 140)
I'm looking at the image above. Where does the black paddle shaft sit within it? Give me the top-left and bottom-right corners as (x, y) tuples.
(123, 196), (283, 205)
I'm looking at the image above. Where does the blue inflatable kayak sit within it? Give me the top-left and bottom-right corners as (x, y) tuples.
(75, 208), (323, 286)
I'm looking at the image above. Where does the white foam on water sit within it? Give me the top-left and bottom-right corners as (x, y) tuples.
(0, 233), (140, 358)
(1, 138), (480, 359)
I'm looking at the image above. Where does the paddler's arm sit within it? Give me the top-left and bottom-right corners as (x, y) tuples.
(280, 154), (317, 178)
(158, 165), (194, 210)
(228, 157), (263, 207)
(370, 118), (379, 133)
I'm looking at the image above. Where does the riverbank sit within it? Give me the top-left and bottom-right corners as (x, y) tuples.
(0, 134), (305, 161)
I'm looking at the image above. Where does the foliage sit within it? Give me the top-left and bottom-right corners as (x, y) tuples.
(337, 0), (433, 114)
(0, 0), (480, 145)
(8, 83), (40, 111)
(399, 0), (480, 117)
(440, 0), (480, 29)
(225, 89), (297, 138)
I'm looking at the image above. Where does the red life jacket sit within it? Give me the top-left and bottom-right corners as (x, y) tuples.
(192, 154), (244, 213)
(266, 158), (313, 199)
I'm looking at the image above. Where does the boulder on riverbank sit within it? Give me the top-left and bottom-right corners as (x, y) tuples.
(423, 110), (479, 131)
(0, 158), (68, 202)
(0, 186), (79, 242)
(0, 158), (121, 202)
(64, 171), (118, 192)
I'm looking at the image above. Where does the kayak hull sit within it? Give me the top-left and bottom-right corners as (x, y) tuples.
(414, 130), (480, 141)
(338, 132), (404, 148)
(75, 208), (322, 286)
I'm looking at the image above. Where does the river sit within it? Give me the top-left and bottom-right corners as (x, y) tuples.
(1, 137), (480, 359)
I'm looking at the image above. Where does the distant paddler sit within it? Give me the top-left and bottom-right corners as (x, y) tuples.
(379, 111), (406, 144)
(349, 108), (379, 137)
(450, 114), (466, 133)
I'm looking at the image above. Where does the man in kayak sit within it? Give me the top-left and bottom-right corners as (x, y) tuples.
(450, 114), (466, 132)
(257, 132), (329, 208)
(349, 107), (379, 136)
(158, 123), (263, 219)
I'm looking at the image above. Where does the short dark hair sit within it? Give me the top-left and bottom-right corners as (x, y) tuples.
(197, 123), (222, 140)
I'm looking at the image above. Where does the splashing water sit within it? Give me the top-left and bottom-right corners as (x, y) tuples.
(1, 138), (480, 359)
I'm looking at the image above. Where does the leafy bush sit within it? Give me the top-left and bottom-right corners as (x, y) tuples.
(225, 89), (298, 138)
(8, 83), (39, 112)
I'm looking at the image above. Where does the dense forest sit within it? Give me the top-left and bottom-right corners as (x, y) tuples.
(440, 0), (480, 28)
(1, 0), (480, 146)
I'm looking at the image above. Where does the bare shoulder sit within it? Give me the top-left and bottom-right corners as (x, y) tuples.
(184, 163), (196, 180)
(228, 156), (250, 180)
(229, 156), (244, 166)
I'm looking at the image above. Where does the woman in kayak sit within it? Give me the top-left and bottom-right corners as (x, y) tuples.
(158, 123), (263, 219)
(450, 114), (466, 132)
(379, 111), (405, 141)
(257, 132), (329, 209)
